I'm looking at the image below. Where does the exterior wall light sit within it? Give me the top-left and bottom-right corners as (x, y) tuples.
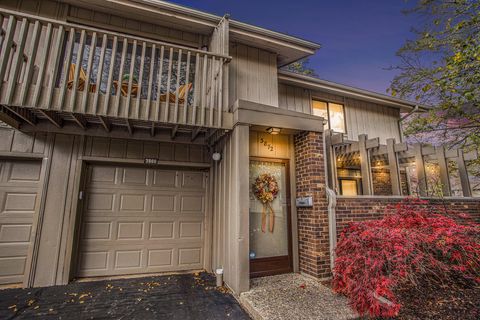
(266, 127), (281, 135)
(212, 152), (222, 161)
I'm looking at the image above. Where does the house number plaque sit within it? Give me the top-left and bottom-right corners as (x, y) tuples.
(144, 158), (159, 165)
(259, 137), (274, 152)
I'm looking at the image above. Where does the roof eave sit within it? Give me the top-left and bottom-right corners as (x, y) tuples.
(131, 0), (320, 63)
(278, 70), (429, 112)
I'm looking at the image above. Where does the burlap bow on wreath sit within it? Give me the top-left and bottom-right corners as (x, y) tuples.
(253, 173), (279, 233)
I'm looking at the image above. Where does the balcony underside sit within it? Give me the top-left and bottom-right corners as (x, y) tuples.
(0, 104), (229, 145)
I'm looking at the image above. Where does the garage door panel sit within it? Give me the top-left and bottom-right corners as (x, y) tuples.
(7, 162), (42, 183)
(151, 194), (177, 212)
(0, 244), (29, 285)
(78, 165), (206, 278)
(178, 221), (203, 239)
(119, 194), (147, 212)
(0, 244), (29, 257)
(149, 221), (174, 239)
(0, 256), (27, 276)
(153, 170), (177, 188)
(89, 166), (117, 185)
(180, 195), (204, 213)
(121, 167), (148, 186)
(147, 249), (173, 267)
(0, 224), (32, 243)
(86, 193), (115, 211)
(82, 222), (112, 240)
(115, 250), (143, 269)
(1, 192), (37, 214)
(78, 251), (109, 272)
(117, 222), (144, 240)
(178, 248), (202, 266)
(181, 172), (205, 189)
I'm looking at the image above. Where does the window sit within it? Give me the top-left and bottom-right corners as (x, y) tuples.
(312, 100), (346, 133)
(339, 179), (360, 196)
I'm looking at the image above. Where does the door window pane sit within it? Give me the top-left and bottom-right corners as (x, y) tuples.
(249, 161), (289, 259)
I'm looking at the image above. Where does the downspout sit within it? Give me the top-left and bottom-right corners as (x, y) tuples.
(323, 132), (337, 272)
(326, 188), (337, 272)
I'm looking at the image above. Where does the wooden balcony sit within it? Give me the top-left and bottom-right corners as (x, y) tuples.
(0, 9), (232, 141)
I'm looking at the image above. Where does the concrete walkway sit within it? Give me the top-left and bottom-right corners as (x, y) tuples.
(240, 273), (357, 320)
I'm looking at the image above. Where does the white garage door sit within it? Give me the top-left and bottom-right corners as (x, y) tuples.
(76, 164), (207, 277)
(0, 160), (42, 285)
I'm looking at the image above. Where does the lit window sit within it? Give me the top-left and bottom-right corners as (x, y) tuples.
(312, 100), (346, 133)
(340, 179), (358, 196)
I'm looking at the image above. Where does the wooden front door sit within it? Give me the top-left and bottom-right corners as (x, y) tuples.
(249, 158), (293, 278)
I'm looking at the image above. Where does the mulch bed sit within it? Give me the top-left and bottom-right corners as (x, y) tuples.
(393, 278), (480, 320)
(323, 278), (479, 320)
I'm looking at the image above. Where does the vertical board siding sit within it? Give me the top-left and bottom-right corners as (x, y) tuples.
(278, 83), (310, 113)
(278, 84), (402, 143)
(83, 136), (209, 163)
(229, 43), (278, 107)
(1, 0), (67, 20)
(67, 6), (200, 48)
(211, 125), (250, 294)
(0, 125), (47, 154)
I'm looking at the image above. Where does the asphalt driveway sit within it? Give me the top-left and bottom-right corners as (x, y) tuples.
(0, 272), (251, 320)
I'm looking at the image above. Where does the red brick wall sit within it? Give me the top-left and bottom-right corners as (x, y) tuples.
(372, 168), (392, 195)
(294, 131), (330, 279)
(336, 197), (480, 238)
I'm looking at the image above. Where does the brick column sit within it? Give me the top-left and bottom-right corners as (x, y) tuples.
(294, 131), (331, 279)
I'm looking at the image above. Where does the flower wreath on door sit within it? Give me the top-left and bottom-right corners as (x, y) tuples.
(252, 173), (279, 233)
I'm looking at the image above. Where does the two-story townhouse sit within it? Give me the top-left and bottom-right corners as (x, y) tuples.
(0, 0), (435, 295)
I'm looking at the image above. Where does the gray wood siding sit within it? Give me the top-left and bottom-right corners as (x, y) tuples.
(0, 125), (47, 155)
(83, 137), (209, 163)
(67, 6), (200, 48)
(278, 83), (402, 143)
(210, 125), (249, 294)
(278, 83), (311, 114)
(0, 1), (201, 48)
(0, 0), (67, 20)
(229, 43), (278, 108)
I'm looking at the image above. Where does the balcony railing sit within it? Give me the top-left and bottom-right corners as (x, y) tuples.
(0, 9), (231, 129)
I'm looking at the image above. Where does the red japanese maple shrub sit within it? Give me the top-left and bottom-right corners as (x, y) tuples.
(332, 198), (480, 318)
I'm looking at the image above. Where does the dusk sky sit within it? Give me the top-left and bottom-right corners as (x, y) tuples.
(170, 0), (420, 95)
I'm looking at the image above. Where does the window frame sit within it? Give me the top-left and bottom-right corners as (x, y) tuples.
(311, 98), (347, 134)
